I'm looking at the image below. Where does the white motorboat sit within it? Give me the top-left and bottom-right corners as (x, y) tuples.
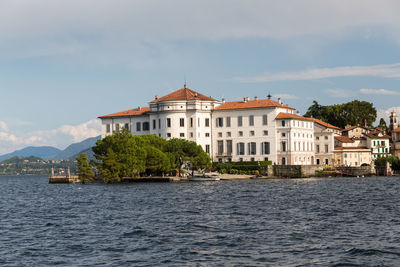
(189, 174), (220, 181)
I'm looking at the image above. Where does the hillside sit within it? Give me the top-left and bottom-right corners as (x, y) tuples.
(0, 146), (61, 162)
(52, 136), (100, 160)
(1, 156), (44, 164)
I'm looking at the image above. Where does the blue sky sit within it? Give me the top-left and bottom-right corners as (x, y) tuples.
(1, 0), (400, 154)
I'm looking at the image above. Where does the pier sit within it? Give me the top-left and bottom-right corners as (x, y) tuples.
(49, 168), (80, 184)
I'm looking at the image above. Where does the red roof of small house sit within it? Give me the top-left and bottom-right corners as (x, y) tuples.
(334, 136), (354, 143)
(363, 133), (391, 139)
(341, 125), (369, 132)
(306, 118), (341, 130)
(216, 99), (295, 111)
(99, 107), (150, 118)
(393, 127), (400, 133)
(334, 146), (369, 150)
(275, 112), (309, 121)
(151, 87), (216, 103)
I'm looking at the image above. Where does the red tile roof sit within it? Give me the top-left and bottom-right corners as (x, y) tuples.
(151, 87), (216, 103)
(216, 99), (295, 111)
(363, 133), (391, 139)
(334, 146), (369, 150)
(99, 107), (150, 118)
(334, 136), (354, 143)
(393, 127), (400, 133)
(342, 125), (369, 132)
(306, 118), (341, 130)
(275, 112), (309, 120)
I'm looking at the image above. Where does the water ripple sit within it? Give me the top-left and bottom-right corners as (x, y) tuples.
(1, 175), (400, 266)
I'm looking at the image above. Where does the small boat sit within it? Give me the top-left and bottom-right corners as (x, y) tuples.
(189, 174), (220, 181)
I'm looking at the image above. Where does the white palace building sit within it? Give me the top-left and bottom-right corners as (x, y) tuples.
(99, 86), (340, 165)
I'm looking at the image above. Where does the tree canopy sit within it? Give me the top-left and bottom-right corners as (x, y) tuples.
(378, 118), (387, 130)
(76, 153), (94, 183)
(91, 129), (211, 182)
(304, 100), (377, 129)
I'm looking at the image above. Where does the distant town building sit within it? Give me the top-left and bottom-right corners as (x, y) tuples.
(310, 118), (341, 165)
(342, 125), (369, 138)
(334, 136), (371, 166)
(389, 111), (398, 131)
(364, 132), (391, 159)
(392, 128), (400, 158)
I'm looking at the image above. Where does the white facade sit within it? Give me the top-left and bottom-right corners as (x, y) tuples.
(99, 88), (333, 165)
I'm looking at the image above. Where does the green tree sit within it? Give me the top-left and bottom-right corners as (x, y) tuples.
(378, 118), (387, 129)
(191, 151), (212, 174)
(92, 129), (146, 181)
(76, 153), (94, 183)
(304, 101), (327, 120)
(304, 100), (377, 128)
(145, 146), (171, 175)
(99, 148), (123, 183)
(165, 138), (211, 175)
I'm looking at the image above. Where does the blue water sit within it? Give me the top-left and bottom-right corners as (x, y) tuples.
(1, 175), (400, 266)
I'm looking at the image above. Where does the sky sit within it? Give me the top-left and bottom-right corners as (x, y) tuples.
(1, 0), (400, 154)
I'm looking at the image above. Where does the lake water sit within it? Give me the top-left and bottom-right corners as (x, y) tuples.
(1, 175), (400, 266)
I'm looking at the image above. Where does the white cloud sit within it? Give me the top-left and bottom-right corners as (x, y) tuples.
(58, 120), (102, 142)
(0, 132), (17, 143)
(360, 88), (400, 95)
(0, 0), (399, 41)
(0, 0), (399, 62)
(234, 63), (400, 82)
(325, 89), (356, 98)
(376, 106), (400, 124)
(0, 119), (101, 155)
(0, 121), (8, 131)
(274, 93), (298, 99)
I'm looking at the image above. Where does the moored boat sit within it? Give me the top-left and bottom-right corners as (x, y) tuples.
(189, 174), (220, 181)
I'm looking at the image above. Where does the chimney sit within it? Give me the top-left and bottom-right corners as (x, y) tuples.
(364, 119), (367, 128)
(254, 96), (258, 100)
(194, 93), (198, 97)
(222, 98), (225, 103)
(278, 98), (282, 104)
(244, 97), (249, 102)
(296, 110), (300, 115)
(155, 95), (158, 100)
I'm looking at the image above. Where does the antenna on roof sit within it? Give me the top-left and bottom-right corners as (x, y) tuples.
(267, 93), (272, 99)
(184, 74), (187, 89)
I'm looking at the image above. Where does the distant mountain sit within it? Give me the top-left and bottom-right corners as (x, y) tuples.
(52, 136), (101, 160)
(0, 146), (61, 162)
(0, 135), (102, 162)
(71, 147), (96, 161)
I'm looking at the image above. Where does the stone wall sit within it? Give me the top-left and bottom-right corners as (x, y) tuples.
(272, 165), (324, 178)
(335, 166), (372, 177)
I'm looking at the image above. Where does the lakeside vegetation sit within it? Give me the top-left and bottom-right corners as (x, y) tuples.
(213, 161), (272, 175)
(374, 155), (400, 170)
(76, 129), (211, 183)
